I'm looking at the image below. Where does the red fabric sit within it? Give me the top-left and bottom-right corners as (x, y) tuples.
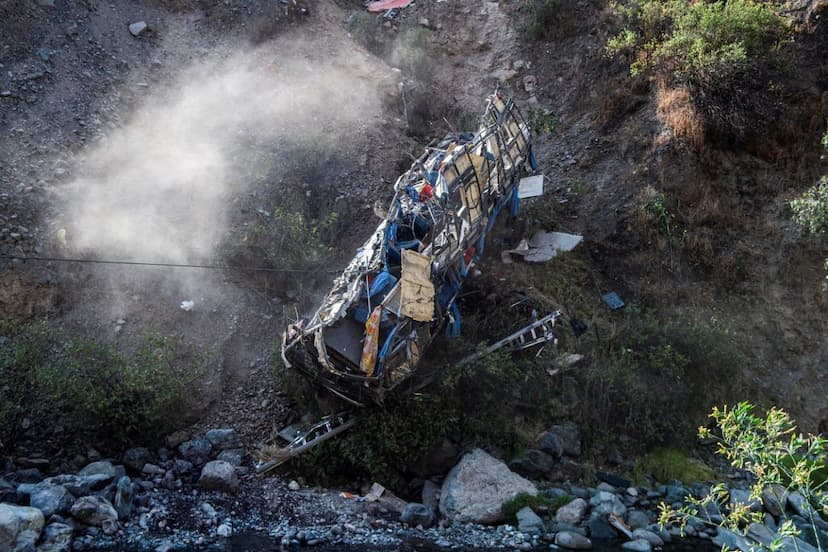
(419, 184), (433, 202)
(367, 0), (413, 12)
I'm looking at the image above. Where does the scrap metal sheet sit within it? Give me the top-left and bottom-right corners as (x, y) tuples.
(400, 250), (435, 322)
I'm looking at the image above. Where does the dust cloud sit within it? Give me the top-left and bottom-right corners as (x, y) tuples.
(58, 46), (381, 268)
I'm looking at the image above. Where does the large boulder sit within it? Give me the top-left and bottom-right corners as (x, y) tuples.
(0, 504), (44, 550)
(556, 498), (588, 525)
(29, 485), (73, 517)
(589, 491), (627, 517)
(77, 461), (118, 483)
(69, 496), (118, 527)
(205, 429), (240, 450)
(439, 449), (537, 524)
(555, 530), (593, 549)
(198, 461), (239, 493)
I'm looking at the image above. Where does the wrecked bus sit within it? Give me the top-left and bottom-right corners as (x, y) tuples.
(281, 91), (536, 408)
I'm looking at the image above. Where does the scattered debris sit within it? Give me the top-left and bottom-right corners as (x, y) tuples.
(128, 21), (148, 37)
(365, 482), (385, 502)
(180, 300), (194, 311)
(601, 292), (625, 310)
(502, 231), (583, 263)
(367, 0), (414, 13)
(546, 353), (585, 376)
(517, 174), (544, 199)
(458, 311), (561, 367)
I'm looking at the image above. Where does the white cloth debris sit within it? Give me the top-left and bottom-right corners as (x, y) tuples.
(180, 300), (194, 311)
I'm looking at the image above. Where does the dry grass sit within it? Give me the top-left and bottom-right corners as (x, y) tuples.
(656, 84), (705, 149)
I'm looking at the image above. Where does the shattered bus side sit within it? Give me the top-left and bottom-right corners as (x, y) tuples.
(282, 91), (535, 407)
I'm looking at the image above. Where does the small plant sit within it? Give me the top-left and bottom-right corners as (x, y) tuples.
(527, 108), (559, 135)
(659, 403), (828, 550)
(501, 492), (553, 521)
(790, 123), (828, 285)
(633, 447), (714, 484)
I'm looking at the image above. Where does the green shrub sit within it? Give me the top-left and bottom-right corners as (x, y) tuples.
(527, 108), (559, 135)
(0, 322), (196, 450)
(607, 0), (788, 79)
(633, 447), (714, 484)
(790, 124), (828, 284)
(660, 403), (828, 548)
(501, 492), (553, 521)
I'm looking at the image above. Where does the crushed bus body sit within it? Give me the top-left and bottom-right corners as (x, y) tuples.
(281, 91), (536, 408)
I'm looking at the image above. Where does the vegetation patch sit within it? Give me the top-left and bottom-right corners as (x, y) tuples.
(633, 447), (714, 484)
(607, 0), (790, 143)
(0, 322), (199, 451)
(501, 492), (554, 522)
(790, 124), (828, 286)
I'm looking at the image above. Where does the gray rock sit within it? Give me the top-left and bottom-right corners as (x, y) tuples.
(626, 509), (650, 530)
(69, 496), (118, 526)
(422, 480), (440, 512)
(621, 539), (651, 551)
(788, 491), (814, 517)
(14, 470), (43, 484)
(589, 491), (627, 517)
(216, 523), (232, 537)
(556, 498), (588, 525)
(172, 459), (194, 476)
(142, 463), (165, 476)
(114, 477), (133, 521)
(216, 449), (244, 467)
(37, 522), (73, 552)
(543, 423), (582, 457)
(206, 429), (240, 450)
(761, 484), (787, 517)
(198, 461), (239, 493)
(729, 488), (762, 512)
(0, 504), (44, 550)
(77, 461), (117, 483)
(29, 485), (73, 517)
(663, 485), (689, 504)
(0, 479), (16, 502)
(632, 528), (664, 547)
(13, 528), (38, 552)
(128, 21), (148, 37)
(178, 438), (212, 466)
(509, 449), (558, 479)
(401, 503), (435, 528)
(555, 530), (593, 549)
(537, 432), (563, 458)
(439, 448), (537, 524)
(516, 506), (544, 535)
(122, 448), (151, 472)
(588, 513), (618, 540)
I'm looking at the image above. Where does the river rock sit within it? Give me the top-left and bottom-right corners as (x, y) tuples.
(422, 480), (440, 512)
(70, 495), (118, 526)
(0, 479), (16, 503)
(77, 461), (117, 483)
(122, 448), (151, 472)
(216, 449), (244, 467)
(509, 449), (558, 479)
(401, 503), (435, 528)
(626, 509), (650, 530)
(542, 422), (582, 457)
(556, 498), (588, 525)
(198, 461), (239, 493)
(114, 476), (133, 520)
(206, 429), (240, 450)
(590, 491), (627, 517)
(632, 528), (664, 547)
(516, 506), (544, 535)
(38, 522), (73, 552)
(29, 485), (73, 517)
(439, 448), (537, 524)
(537, 432), (563, 458)
(761, 484), (788, 517)
(555, 530), (593, 549)
(729, 488), (762, 512)
(0, 504), (44, 550)
(178, 438), (212, 466)
(621, 539), (651, 551)
(787, 491), (814, 517)
(587, 513), (617, 540)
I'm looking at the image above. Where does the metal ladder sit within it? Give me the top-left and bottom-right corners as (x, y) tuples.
(457, 310), (561, 367)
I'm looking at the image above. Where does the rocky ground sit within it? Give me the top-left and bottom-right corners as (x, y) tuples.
(3, 424), (826, 551)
